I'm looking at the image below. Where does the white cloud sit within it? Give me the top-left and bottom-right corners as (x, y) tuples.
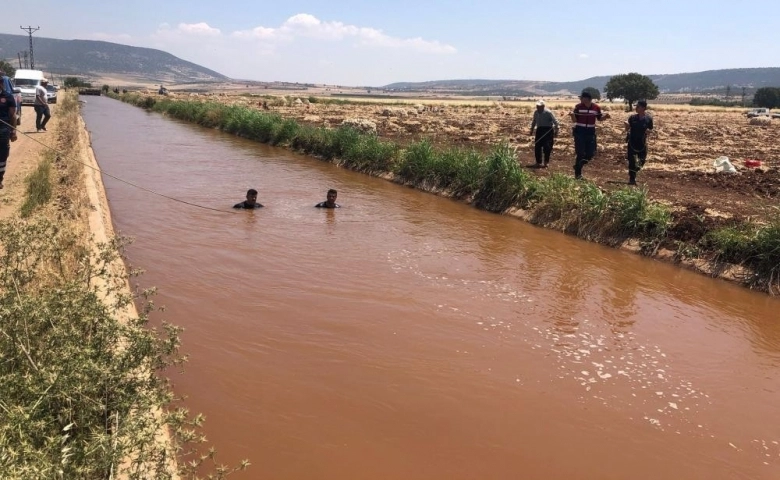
(174, 22), (221, 37)
(231, 13), (456, 54)
(579, 53), (589, 59)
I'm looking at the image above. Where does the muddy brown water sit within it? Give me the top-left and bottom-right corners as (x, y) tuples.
(82, 97), (780, 480)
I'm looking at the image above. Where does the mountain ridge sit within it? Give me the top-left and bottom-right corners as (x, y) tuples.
(383, 68), (780, 95)
(0, 33), (227, 83)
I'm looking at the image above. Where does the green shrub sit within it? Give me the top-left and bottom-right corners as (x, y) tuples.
(341, 135), (398, 172)
(0, 219), (250, 479)
(20, 157), (52, 218)
(474, 143), (535, 212)
(605, 187), (671, 238)
(396, 140), (437, 184)
(272, 119), (301, 146)
(702, 221), (780, 282)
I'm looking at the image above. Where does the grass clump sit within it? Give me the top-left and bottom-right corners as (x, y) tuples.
(19, 156), (52, 218)
(340, 134), (398, 173)
(474, 143), (536, 212)
(702, 220), (780, 288)
(605, 187), (671, 238)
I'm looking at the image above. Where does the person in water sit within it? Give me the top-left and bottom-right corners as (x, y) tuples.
(315, 189), (341, 208)
(233, 189), (264, 209)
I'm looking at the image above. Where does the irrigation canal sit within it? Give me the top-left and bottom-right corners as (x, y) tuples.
(83, 96), (780, 480)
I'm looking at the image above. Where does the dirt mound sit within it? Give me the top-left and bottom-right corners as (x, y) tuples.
(666, 203), (741, 244)
(678, 169), (780, 198)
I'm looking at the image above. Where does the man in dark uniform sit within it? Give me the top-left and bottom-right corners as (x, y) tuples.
(625, 100), (654, 185)
(233, 189), (263, 209)
(0, 85), (18, 189)
(569, 90), (610, 180)
(315, 189), (341, 208)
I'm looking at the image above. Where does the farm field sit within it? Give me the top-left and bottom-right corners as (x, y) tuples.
(184, 92), (780, 224)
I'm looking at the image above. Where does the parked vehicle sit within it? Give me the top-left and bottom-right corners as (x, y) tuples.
(13, 69), (44, 105)
(772, 112), (780, 119)
(2, 76), (22, 126)
(46, 84), (57, 104)
(746, 108), (770, 118)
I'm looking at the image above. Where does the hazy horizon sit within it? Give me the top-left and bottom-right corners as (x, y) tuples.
(3, 0), (779, 86)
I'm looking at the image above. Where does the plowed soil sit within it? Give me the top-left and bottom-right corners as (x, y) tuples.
(276, 102), (779, 220)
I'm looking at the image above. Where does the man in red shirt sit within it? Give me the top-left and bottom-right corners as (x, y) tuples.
(568, 90), (610, 179)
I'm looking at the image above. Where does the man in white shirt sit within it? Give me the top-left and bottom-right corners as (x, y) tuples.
(34, 78), (51, 133)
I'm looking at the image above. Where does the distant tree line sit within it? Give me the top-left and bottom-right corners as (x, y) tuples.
(63, 77), (93, 88)
(688, 97), (743, 107)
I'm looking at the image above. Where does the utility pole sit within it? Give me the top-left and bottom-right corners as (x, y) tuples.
(20, 26), (40, 69)
(22, 52), (29, 69)
(17, 52), (22, 69)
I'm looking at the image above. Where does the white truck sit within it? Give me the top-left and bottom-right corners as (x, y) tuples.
(745, 107), (770, 118)
(13, 69), (44, 106)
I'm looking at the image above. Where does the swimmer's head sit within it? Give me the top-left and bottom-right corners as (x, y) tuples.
(246, 188), (258, 206)
(326, 189), (337, 205)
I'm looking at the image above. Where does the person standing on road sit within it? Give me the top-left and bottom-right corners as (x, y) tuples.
(34, 78), (51, 133)
(625, 100), (654, 186)
(529, 100), (559, 168)
(0, 86), (18, 188)
(569, 90), (610, 180)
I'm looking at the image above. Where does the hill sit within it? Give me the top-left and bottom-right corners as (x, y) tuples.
(0, 33), (227, 83)
(384, 68), (780, 96)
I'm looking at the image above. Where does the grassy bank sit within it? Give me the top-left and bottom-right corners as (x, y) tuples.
(0, 92), (247, 479)
(111, 93), (780, 293)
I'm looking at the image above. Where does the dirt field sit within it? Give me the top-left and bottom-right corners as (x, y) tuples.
(251, 98), (779, 223)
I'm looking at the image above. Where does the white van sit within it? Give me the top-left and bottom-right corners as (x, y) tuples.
(13, 69), (44, 105)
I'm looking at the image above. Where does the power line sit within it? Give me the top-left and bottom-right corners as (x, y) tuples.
(19, 26), (39, 69)
(0, 118), (236, 215)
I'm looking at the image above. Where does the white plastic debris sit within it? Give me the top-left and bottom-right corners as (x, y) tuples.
(713, 156), (737, 173)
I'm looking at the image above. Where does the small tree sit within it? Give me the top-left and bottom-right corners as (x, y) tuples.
(582, 86), (601, 100)
(725, 85), (731, 99)
(0, 60), (16, 78)
(752, 87), (780, 109)
(604, 72), (659, 110)
(102, 84), (110, 93)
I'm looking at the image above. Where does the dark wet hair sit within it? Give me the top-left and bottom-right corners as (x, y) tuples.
(327, 189), (337, 195)
(636, 100), (648, 108)
(247, 189), (258, 196)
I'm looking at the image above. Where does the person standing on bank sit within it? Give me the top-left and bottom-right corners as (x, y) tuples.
(0, 86), (18, 188)
(529, 100), (559, 168)
(34, 78), (52, 133)
(625, 100), (654, 186)
(569, 90), (610, 180)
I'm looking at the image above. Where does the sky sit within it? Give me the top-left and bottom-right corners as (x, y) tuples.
(2, 0), (779, 86)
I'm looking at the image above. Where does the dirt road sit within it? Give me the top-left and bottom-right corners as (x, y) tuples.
(0, 103), (59, 220)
